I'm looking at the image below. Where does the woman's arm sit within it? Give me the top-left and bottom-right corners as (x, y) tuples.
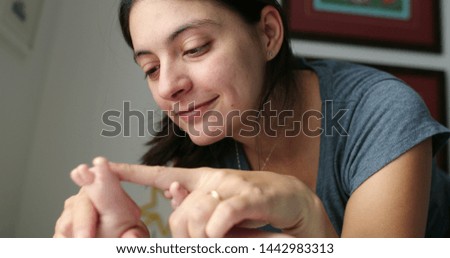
(342, 139), (432, 237)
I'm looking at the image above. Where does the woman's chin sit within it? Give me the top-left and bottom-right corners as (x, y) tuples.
(175, 120), (229, 146)
(187, 132), (226, 146)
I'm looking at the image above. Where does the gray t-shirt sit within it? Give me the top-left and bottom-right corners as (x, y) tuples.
(217, 59), (450, 237)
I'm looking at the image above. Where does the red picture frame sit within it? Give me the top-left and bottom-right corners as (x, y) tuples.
(285, 0), (442, 53)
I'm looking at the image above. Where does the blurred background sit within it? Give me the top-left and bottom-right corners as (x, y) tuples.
(0, 0), (449, 237)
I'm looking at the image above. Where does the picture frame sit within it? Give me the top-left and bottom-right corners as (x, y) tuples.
(0, 0), (45, 54)
(285, 0), (442, 53)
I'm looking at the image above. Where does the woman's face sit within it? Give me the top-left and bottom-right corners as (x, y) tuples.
(130, 0), (268, 145)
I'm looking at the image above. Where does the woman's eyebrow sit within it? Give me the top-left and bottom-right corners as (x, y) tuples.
(134, 50), (152, 64)
(133, 19), (220, 63)
(167, 19), (220, 43)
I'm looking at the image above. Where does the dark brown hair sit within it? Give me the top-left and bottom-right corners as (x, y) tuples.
(119, 0), (298, 167)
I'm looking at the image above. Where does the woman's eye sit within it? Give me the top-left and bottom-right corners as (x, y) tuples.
(184, 43), (210, 57)
(145, 65), (160, 80)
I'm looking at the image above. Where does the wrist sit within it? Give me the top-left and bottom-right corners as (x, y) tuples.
(283, 194), (338, 238)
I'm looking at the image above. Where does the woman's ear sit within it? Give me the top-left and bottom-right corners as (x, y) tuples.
(258, 5), (284, 61)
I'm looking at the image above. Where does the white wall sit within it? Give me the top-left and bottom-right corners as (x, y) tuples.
(0, 0), (60, 237)
(14, 0), (158, 237)
(0, 0), (448, 237)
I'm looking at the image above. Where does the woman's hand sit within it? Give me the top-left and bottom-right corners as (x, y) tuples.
(109, 162), (337, 238)
(53, 158), (150, 238)
(53, 188), (97, 238)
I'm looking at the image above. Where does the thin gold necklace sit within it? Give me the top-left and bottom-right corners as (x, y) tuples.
(234, 141), (277, 171)
(260, 142), (277, 171)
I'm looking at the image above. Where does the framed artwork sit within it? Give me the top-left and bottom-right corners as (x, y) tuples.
(285, 0), (442, 53)
(0, 0), (45, 54)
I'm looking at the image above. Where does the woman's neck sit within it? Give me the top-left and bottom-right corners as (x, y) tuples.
(234, 69), (322, 174)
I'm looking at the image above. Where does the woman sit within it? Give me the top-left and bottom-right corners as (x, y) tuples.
(55, 0), (450, 238)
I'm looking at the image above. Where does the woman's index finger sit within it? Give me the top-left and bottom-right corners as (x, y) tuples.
(109, 162), (202, 191)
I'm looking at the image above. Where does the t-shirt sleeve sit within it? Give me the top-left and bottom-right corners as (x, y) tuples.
(342, 78), (450, 194)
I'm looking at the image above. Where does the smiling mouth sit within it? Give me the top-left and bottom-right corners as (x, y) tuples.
(175, 96), (220, 118)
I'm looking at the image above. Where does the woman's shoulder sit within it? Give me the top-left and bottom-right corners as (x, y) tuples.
(302, 59), (409, 103)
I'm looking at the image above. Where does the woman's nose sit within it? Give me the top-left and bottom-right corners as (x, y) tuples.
(157, 63), (192, 100)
